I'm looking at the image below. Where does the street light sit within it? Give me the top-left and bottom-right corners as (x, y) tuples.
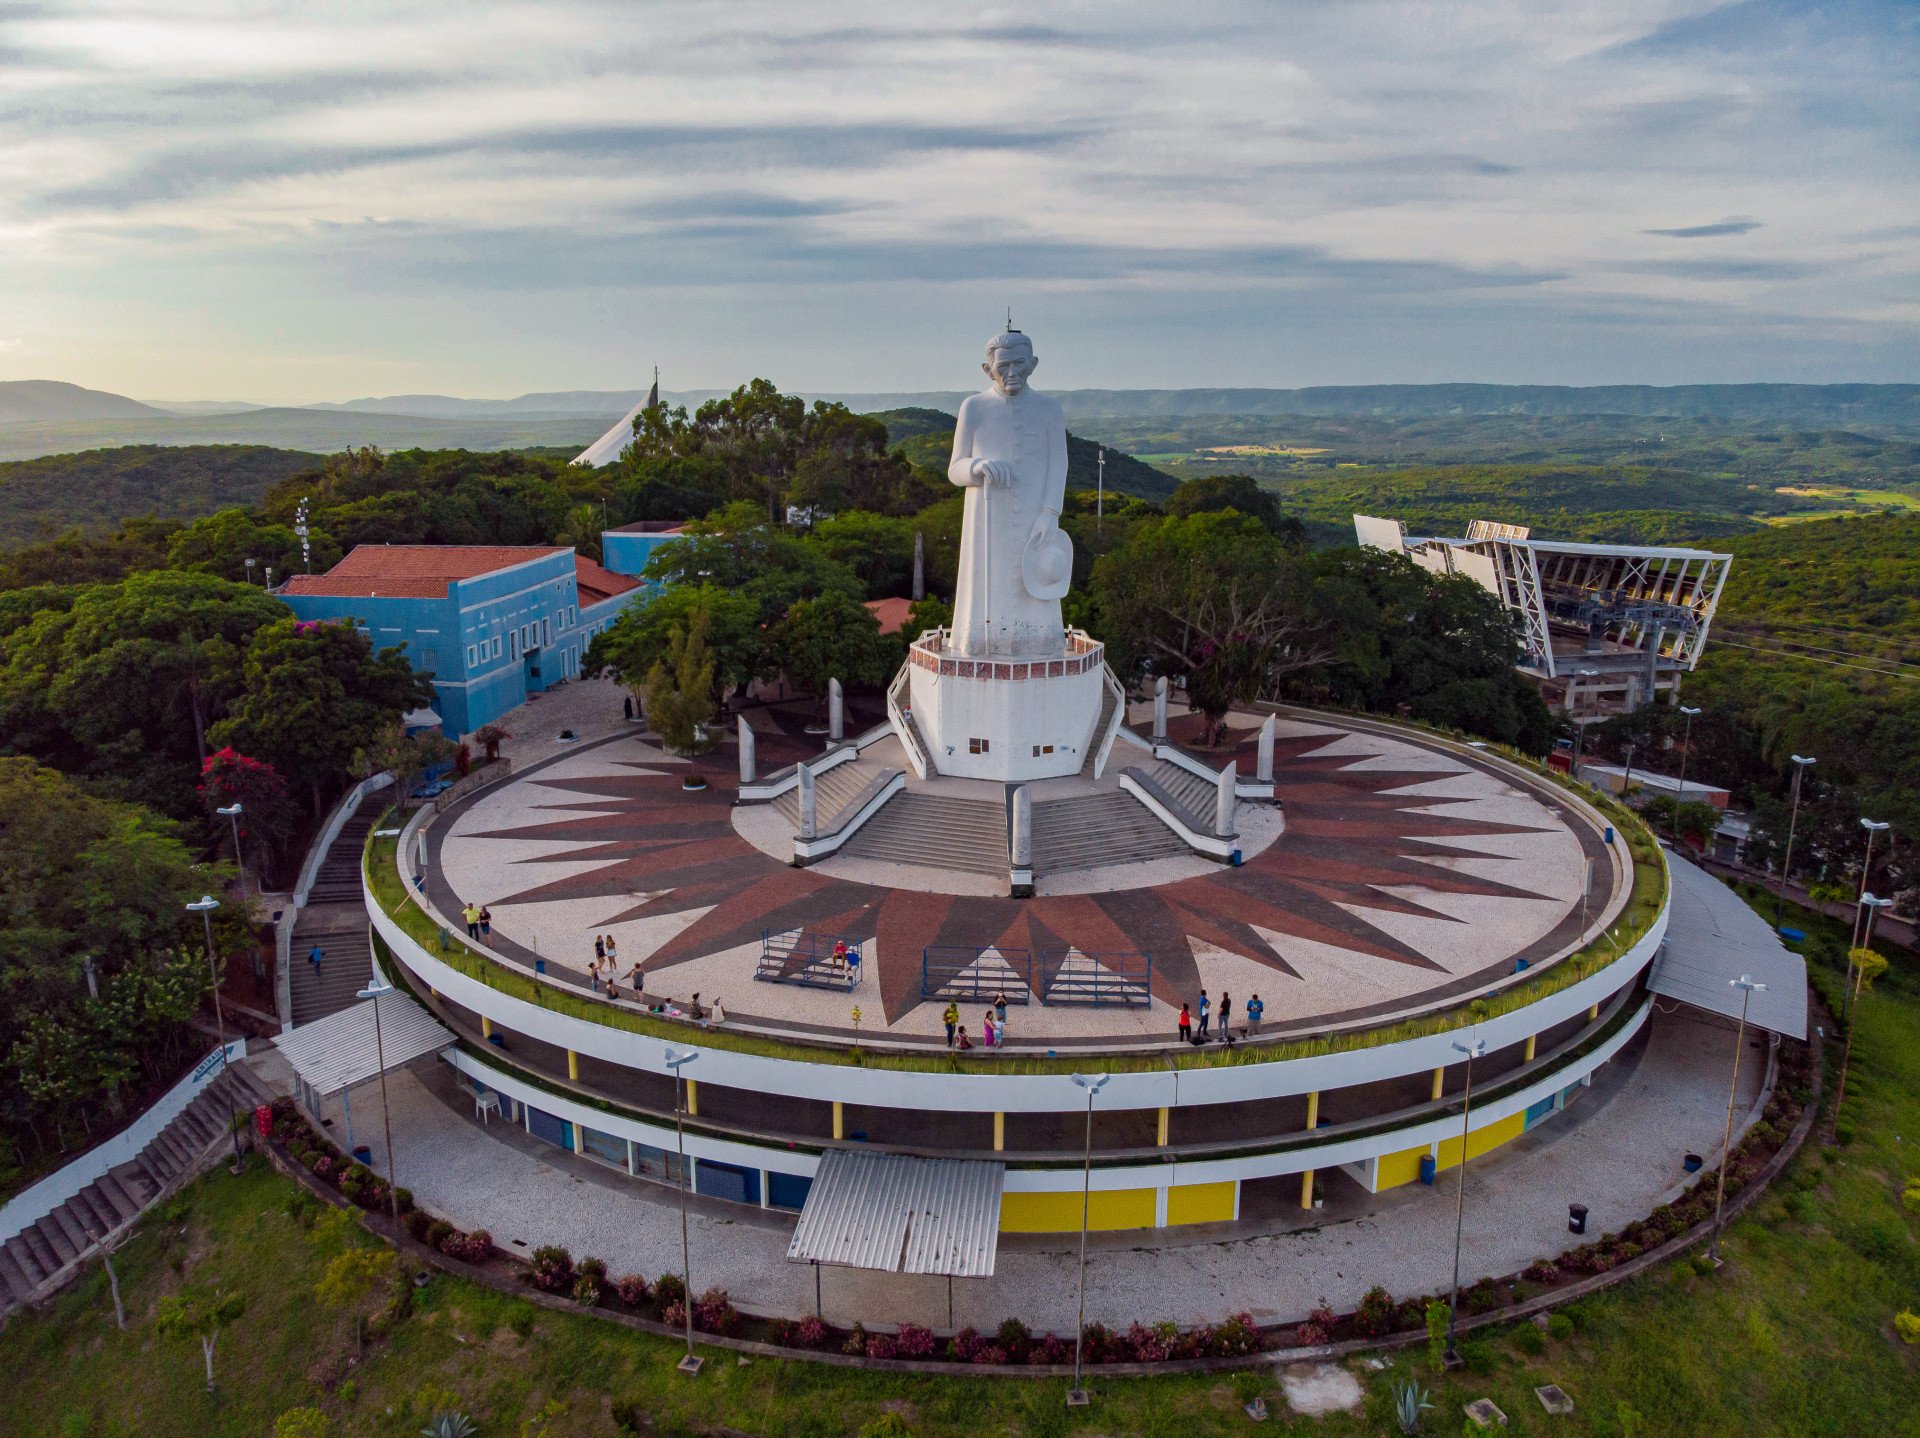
(664, 1046), (702, 1374)
(1833, 895), (1893, 1125)
(216, 802), (246, 894)
(355, 976), (401, 1227)
(1067, 1071), (1111, 1408)
(1849, 819), (1890, 951)
(1773, 755), (1816, 931)
(185, 896), (244, 1171)
(1443, 1037), (1486, 1365)
(1673, 706), (1702, 846)
(1619, 739), (1639, 804)
(1709, 975), (1765, 1264)
(1570, 670), (1600, 777)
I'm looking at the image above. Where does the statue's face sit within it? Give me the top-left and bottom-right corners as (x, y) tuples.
(983, 349), (1036, 396)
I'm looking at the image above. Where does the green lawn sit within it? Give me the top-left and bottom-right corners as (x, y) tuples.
(6, 891), (1917, 1438)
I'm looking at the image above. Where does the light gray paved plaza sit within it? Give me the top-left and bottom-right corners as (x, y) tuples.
(323, 1007), (1765, 1334)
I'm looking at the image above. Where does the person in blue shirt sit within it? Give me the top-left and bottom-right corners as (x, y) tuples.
(1197, 989), (1211, 1038)
(1246, 993), (1265, 1035)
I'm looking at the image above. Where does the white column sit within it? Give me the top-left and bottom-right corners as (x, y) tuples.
(797, 763), (817, 839)
(828, 678), (844, 742)
(1215, 760), (1237, 838)
(912, 531), (925, 602)
(737, 715), (757, 784)
(1257, 713), (1276, 784)
(1011, 786), (1032, 868)
(1152, 675), (1169, 742)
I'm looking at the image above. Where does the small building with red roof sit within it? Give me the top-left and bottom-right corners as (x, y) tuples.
(279, 542), (646, 735)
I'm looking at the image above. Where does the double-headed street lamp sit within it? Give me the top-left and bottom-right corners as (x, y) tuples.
(1443, 1037), (1486, 1365)
(1710, 975), (1765, 1265)
(1673, 706), (1702, 845)
(1833, 894), (1893, 1125)
(1850, 819), (1890, 951)
(664, 1046), (702, 1374)
(356, 976), (401, 1227)
(1773, 755), (1816, 931)
(1066, 1071), (1111, 1408)
(185, 895), (244, 1171)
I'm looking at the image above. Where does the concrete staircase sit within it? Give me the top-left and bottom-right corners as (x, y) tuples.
(307, 813), (377, 905)
(841, 793), (1009, 875)
(774, 756), (889, 830)
(290, 811), (379, 1025)
(1032, 791), (1190, 875)
(1078, 680), (1119, 779)
(0, 1062), (276, 1317)
(1147, 758), (1217, 827)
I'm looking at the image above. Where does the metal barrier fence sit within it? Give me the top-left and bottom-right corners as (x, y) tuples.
(919, 946), (1033, 1004)
(757, 930), (864, 992)
(1039, 948), (1153, 1008)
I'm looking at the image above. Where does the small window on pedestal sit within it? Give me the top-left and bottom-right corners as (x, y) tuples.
(969, 737), (990, 755)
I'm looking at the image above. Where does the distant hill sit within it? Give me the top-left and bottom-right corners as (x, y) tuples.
(0, 444), (321, 542)
(873, 408), (1177, 502)
(0, 409), (609, 463)
(0, 380), (163, 423)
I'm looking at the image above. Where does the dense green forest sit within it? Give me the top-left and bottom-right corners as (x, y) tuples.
(0, 444), (320, 542)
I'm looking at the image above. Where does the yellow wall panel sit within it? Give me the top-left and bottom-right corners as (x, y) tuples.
(1001, 1187), (1157, 1233)
(1166, 1181), (1237, 1226)
(1376, 1144), (1429, 1191)
(1436, 1111), (1525, 1171)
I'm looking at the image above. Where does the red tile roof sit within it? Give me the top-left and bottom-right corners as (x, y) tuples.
(865, 596), (913, 635)
(575, 555), (642, 606)
(280, 545), (565, 599)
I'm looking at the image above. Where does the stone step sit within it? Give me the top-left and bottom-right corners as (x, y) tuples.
(0, 1245), (40, 1305)
(45, 1203), (88, 1258)
(1149, 759), (1217, 824)
(1078, 679), (1119, 779)
(1031, 791), (1189, 874)
(34, 1214), (79, 1266)
(842, 793), (1008, 875)
(3, 1235), (46, 1291)
(69, 1186), (118, 1238)
(773, 758), (887, 828)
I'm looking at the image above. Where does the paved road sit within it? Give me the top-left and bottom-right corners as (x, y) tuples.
(322, 1006), (1765, 1335)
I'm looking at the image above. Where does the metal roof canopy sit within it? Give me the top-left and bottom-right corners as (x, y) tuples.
(787, 1150), (1004, 1278)
(1650, 853), (1808, 1040)
(274, 990), (454, 1098)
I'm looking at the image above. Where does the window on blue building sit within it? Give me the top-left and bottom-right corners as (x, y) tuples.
(466, 644), (477, 667)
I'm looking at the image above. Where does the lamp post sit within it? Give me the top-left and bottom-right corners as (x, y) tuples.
(1709, 975), (1765, 1264)
(665, 1046), (702, 1374)
(1570, 670), (1599, 778)
(355, 976), (401, 1227)
(1849, 819), (1890, 951)
(216, 801), (246, 894)
(1066, 1071), (1110, 1407)
(1672, 705), (1701, 846)
(185, 896), (244, 1171)
(1833, 895), (1892, 1125)
(1773, 755), (1816, 931)
(243, 557), (256, 586)
(1443, 1037), (1485, 1365)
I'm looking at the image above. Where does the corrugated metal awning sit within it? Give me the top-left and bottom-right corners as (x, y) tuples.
(274, 989), (454, 1097)
(787, 1150), (1004, 1278)
(1649, 853), (1808, 1040)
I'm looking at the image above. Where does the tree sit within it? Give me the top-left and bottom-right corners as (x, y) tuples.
(1164, 474), (1303, 543)
(357, 722), (458, 810)
(809, 511), (916, 596)
(316, 1244), (398, 1351)
(208, 618), (431, 815)
(767, 591), (899, 705)
(166, 506), (338, 584)
(587, 585), (761, 705)
(155, 1286), (245, 1391)
(274, 1408), (333, 1438)
(1091, 511), (1335, 743)
(644, 611), (716, 756)
(640, 502), (863, 628)
(198, 748), (295, 879)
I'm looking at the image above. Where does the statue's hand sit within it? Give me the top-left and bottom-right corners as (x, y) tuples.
(971, 457), (1013, 487)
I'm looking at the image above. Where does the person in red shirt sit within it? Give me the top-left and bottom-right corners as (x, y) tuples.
(1178, 1002), (1192, 1042)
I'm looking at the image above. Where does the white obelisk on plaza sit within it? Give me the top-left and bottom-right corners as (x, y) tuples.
(900, 328), (1112, 783)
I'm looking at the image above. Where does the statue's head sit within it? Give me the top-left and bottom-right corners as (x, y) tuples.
(983, 330), (1037, 396)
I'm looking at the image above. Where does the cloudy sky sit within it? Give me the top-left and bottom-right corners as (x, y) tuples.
(1, 0), (1915, 401)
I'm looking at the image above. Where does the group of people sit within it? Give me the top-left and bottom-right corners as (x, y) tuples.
(941, 992), (1012, 1050)
(460, 901), (493, 939)
(1176, 989), (1264, 1045)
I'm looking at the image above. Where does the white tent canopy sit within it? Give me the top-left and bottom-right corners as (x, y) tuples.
(786, 1150), (1004, 1278)
(1650, 853), (1808, 1040)
(274, 989), (453, 1098)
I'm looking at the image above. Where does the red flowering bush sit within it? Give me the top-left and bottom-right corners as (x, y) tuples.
(1030, 1332), (1070, 1365)
(530, 1245), (574, 1292)
(895, 1323), (936, 1358)
(693, 1287), (740, 1335)
(794, 1316), (828, 1349)
(614, 1274), (650, 1306)
(865, 1334), (899, 1360)
(1125, 1322), (1168, 1362)
(1293, 1321), (1330, 1347)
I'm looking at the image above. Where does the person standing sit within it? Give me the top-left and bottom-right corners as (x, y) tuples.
(1197, 989), (1211, 1039)
(307, 944), (324, 980)
(462, 902), (482, 939)
(1245, 993), (1264, 1036)
(595, 935), (606, 963)
(1177, 1002), (1192, 1043)
(993, 991), (1009, 1025)
(983, 1009), (997, 1048)
(623, 695), (634, 722)
(478, 905), (492, 938)
(589, 959), (602, 993)
(604, 935), (618, 967)
(942, 1001), (960, 1047)
(1218, 992), (1232, 1041)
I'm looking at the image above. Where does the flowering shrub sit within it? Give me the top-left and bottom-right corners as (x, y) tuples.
(693, 1287), (740, 1335)
(972, 1345), (1008, 1365)
(944, 1327), (982, 1362)
(1211, 1313), (1259, 1357)
(530, 1245), (574, 1293)
(1354, 1286), (1394, 1337)
(1030, 1332), (1070, 1365)
(865, 1334), (899, 1360)
(573, 1271), (604, 1305)
(794, 1316), (828, 1349)
(403, 1209), (435, 1242)
(895, 1323), (936, 1358)
(424, 1220), (454, 1250)
(654, 1272), (686, 1310)
(1307, 1301), (1338, 1330)
(614, 1274), (650, 1307)
(1293, 1321), (1330, 1347)
(1079, 1323), (1119, 1364)
(993, 1318), (1030, 1362)
(1124, 1323), (1168, 1362)
(448, 1230), (493, 1263)
(841, 1322), (867, 1356)
(662, 1301), (688, 1330)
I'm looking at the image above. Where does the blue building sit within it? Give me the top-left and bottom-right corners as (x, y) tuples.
(599, 520), (686, 579)
(279, 544), (644, 736)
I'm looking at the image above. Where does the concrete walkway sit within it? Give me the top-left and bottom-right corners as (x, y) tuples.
(321, 1005), (1765, 1335)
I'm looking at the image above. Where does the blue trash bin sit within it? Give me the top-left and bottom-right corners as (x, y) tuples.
(352, 1145), (372, 1166)
(1419, 1154), (1438, 1185)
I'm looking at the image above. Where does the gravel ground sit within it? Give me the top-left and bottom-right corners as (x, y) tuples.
(315, 1006), (1764, 1334)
